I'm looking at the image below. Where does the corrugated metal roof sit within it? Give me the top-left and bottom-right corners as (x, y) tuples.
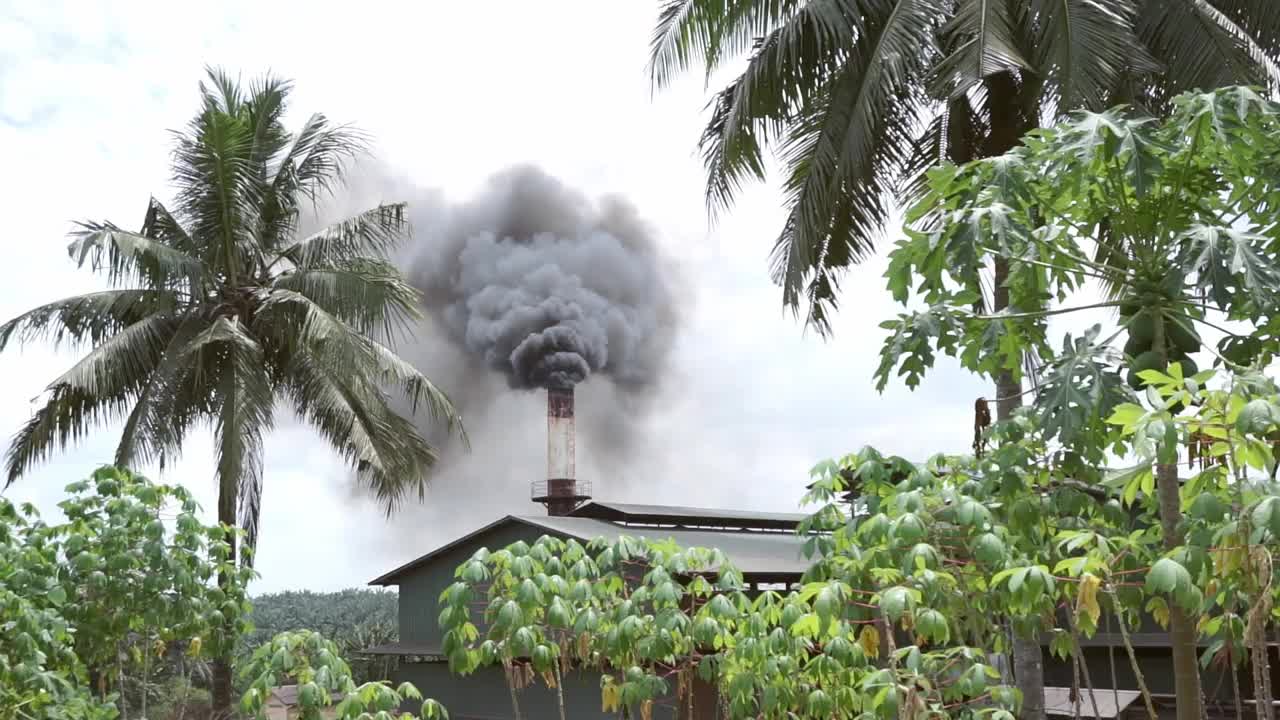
(570, 501), (807, 529)
(368, 511), (811, 586)
(521, 515), (811, 575)
(359, 642), (444, 657)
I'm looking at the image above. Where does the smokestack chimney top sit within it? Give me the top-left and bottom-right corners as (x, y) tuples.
(533, 386), (590, 515)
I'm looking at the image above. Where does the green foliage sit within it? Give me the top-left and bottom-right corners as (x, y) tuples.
(439, 529), (1013, 718)
(439, 364), (1280, 718)
(0, 501), (114, 720)
(648, 0), (1280, 331)
(242, 589), (399, 685)
(879, 87), (1280, 452)
(0, 466), (252, 720)
(239, 630), (446, 720)
(0, 68), (466, 563)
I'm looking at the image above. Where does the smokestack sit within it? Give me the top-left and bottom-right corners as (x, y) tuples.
(533, 386), (590, 515)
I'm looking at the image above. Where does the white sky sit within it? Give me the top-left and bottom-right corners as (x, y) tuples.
(0, 0), (991, 592)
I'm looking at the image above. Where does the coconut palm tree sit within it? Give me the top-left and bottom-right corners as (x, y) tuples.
(650, 3), (1280, 719)
(0, 68), (464, 716)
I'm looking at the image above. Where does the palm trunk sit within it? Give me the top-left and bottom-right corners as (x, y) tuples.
(1157, 461), (1203, 720)
(1153, 318), (1203, 720)
(996, 257), (1046, 720)
(211, 486), (236, 720)
(981, 71), (1046, 720)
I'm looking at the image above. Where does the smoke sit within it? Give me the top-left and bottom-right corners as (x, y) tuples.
(408, 165), (677, 391)
(305, 163), (685, 543)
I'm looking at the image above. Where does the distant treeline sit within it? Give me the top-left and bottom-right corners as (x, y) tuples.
(242, 588), (399, 684)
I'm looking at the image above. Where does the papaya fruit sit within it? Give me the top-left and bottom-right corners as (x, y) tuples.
(1126, 312), (1156, 349)
(1124, 334), (1144, 357)
(1170, 354), (1198, 378)
(1127, 350), (1164, 388)
(1166, 314), (1200, 354)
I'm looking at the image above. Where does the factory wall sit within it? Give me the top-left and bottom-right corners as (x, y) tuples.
(398, 522), (553, 647)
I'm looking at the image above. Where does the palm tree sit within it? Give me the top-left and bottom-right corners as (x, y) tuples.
(649, 0), (1279, 332)
(0, 68), (464, 717)
(649, 3), (1280, 719)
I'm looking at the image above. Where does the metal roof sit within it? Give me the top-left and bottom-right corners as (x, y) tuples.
(368, 511), (811, 586)
(359, 641), (444, 657)
(525, 515), (811, 575)
(570, 501), (807, 530)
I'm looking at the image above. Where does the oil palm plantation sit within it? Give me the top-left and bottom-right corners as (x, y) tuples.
(650, 3), (1280, 719)
(0, 68), (463, 716)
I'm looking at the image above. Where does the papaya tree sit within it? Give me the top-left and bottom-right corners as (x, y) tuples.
(875, 86), (1280, 718)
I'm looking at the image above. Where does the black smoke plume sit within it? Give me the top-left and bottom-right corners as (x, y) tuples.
(408, 165), (677, 392)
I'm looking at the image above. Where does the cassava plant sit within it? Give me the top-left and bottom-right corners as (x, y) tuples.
(439, 534), (1016, 719)
(0, 466), (253, 720)
(239, 630), (447, 720)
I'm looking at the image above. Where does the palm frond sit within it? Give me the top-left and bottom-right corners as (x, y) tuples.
(170, 87), (265, 282)
(1207, 0), (1280, 59)
(254, 288), (464, 440)
(141, 197), (201, 259)
(648, 0), (730, 90)
(67, 224), (207, 292)
(288, 116), (368, 203)
(900, 95), (987, 220)
(1135, 0), (1262, 108)
(243, 72), (293, 171)
(697, 0), (860, 215)
(283, 349), (440, 512)
(769, 0), (942, 332)
(1030, 0), (1146, 112)
(1195, 0), (1280, 95)
(930, 0), (1032, 97)
(114, 313), (214, 469)
(271, 262), (422, 339)
(5, 383), (136, 486)
(200, 66), (245, 116)
(49, 315), (179, 398)
(258, 114), (369, 255)
(275, 204), (409, 269)
(0, 289), (178, 352)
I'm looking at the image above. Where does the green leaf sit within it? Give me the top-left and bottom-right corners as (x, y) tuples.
(1033, 326), (1127, 446)
(1251, 496), (1280, 539)
(1106, 403), (1145, 427)
(879, 586), (914, 622)
(1146, 558), (1187, 595)
(1237, 399), (1280, 435)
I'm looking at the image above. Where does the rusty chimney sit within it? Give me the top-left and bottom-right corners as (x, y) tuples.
(532, 386), (590, 515)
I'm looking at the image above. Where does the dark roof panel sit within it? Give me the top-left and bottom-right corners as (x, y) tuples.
(569, 501), (807, 530)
